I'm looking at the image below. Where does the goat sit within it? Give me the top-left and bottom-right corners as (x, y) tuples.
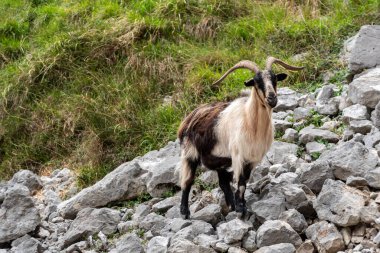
(178, 56), (304, 218)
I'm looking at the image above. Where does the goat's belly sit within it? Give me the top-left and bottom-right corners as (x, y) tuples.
(201, 154), (232, 170)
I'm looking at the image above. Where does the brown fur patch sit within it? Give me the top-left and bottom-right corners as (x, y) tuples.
(178, 102), (229, 163)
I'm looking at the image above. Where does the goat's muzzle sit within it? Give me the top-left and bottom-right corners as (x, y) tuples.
(267, 93), (277, 108)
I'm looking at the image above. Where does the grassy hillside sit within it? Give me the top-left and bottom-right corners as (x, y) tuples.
(0, 0), (379, 187)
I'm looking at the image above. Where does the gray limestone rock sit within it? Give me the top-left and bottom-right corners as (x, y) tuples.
(279, 209), (308, 234)
(147, 236), (169, 253)
(305, 142), (326, 154)
(342, 104), (369, 123)
(305, 221), (344, 253)
(254, 243), (296, 253)
(217, 218), (252, 244)
(349, 120), (373, 134)
(313, 179), (367, 227)
(242, 230), (257, 252)
(274, 87), (299, 112)
(317, 141), (378, 181)
(63, 208), (121, 247)
(299, 161), (334, 193)
(168, 238), (215, 253)
(192, 204), (223, 226)
(345, 25), (380, 73)
(349, 67), (380, 108)
(109, 233), (144, 253)
(266, 141), (298, 165)
(58, 141), (180, 219)
(10, 235), (42, 253)
(0, 185), (40, 243)
(299, 126), (339, 144)
(10, 170), (42, 194)
(256, 220), (302, 248)
(365, 167), (380, 189)
(282, 128), (299, 143)
(371, 100), (380, 128)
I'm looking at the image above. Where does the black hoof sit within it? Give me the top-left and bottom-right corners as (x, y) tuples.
(180, 205), (190, 219)
(235, 204), (247, 218)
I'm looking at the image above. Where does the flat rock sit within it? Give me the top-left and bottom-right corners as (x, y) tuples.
(171, 220), (214, 242)
(250, 195), (286, 222)
(256, 220), (302, 248)
(299, 126), (339, 144)
(0, 185), (40, 243)
(305, 221), (344, 253)
(345, 25), (380, 73)
(349, 119), (373, 134)
(293, 107), (312, 121)
(313, 179), (367, 227)
(242, 230), (257, 252)
(63, 208), (121, 247)
(274, 87), (299, 112)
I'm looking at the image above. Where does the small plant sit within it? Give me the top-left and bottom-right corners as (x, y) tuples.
(315, 137), (329, 146)
(310, 152), (321, 160)
(275, 130), (285, 139)
(136, 229), (145, 238)
(296, 146), (305, 158)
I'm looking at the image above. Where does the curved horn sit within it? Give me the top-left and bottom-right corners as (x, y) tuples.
(266, 56), (304, 71)
(212, 60), (260, 86)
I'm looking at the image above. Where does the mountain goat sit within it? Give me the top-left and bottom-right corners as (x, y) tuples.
(178, 57), (304, 218)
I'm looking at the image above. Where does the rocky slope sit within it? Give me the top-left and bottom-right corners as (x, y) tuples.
(1, 25), (380, 253)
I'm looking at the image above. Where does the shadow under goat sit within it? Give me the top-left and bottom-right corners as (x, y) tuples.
(178, 56), (304, 219)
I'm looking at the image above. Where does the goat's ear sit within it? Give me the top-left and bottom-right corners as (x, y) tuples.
(276, 73), (287, 82)
(244, 78), (255, 87)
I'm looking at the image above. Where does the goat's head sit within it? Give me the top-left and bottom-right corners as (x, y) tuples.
(212, 57), (304, 108)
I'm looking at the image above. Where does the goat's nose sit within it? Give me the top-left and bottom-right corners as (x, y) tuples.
(268, 92), (276, 98)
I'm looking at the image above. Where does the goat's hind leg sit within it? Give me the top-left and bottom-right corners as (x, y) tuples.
(234, 163), (253, 217)
(180, 157), (198, 219)
(217, 169), (235, 211)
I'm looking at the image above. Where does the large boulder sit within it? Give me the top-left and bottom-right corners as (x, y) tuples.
(344, 25), (380, 73)
(0, 185), (40, 243)
(348, 67), (380, 109)
(10, 170), (42, 194)
(58, 141), (180, 218)
(305, 221), (344, 253)
(256, 220), (302, 248)
(63, 208), (121, 247)
(317, 141), (378, 181)
(299, 161), (334, 193)
(313, 179), (367, 227)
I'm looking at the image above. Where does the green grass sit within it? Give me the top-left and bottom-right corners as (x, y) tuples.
(0, 0), (379, 186)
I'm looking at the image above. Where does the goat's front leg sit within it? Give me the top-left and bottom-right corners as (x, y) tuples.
(234, 162), (253, 217)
